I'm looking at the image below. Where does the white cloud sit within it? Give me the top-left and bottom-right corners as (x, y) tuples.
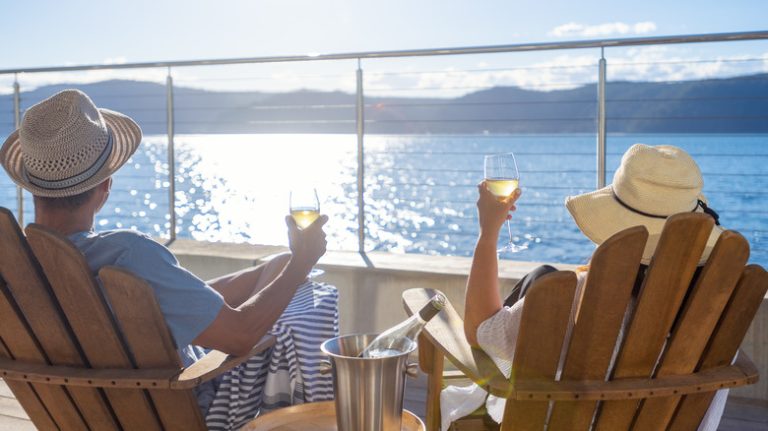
(549, 21), (657, 38)
(102, 57), (128, 65)
(633, 22), (657, 34)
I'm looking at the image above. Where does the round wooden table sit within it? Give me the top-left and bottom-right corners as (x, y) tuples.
(242, 401), (425, 431)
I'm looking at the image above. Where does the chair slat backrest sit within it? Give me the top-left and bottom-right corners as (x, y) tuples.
(0, 281), (64, 431)
(631, 230), (749, 430)
(0, 208), (118, 430)
(667, 264), (768, 431)
(501, 271), (576, 431)
(404, 212), (764, 431)
(24, 223), (169, 431)
(594, 213), (714, 430)
(546, 226), (648, 430)
(99, 267), (204, 429)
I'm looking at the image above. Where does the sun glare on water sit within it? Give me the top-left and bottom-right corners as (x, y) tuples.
(150, 134), (359, 248)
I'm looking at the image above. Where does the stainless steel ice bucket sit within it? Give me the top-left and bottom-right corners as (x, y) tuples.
(321, 333), (418, 431)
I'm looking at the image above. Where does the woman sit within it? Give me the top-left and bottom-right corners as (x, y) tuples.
(463, 144), (726, 430)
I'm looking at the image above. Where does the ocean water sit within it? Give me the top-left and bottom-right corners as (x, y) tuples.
(1, 133), (766, 267)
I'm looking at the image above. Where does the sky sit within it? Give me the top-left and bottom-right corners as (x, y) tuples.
(1, 0), (767, 94)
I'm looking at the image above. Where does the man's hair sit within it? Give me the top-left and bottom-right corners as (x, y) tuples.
(34, 187), (97, 211)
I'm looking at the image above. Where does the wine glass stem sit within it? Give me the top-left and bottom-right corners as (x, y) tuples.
(506, 220), (513, 245)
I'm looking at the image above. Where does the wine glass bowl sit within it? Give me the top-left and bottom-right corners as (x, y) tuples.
(289, 188), (325, 277)
(484, 153), (527, 253)
(289, 188), (320, 229)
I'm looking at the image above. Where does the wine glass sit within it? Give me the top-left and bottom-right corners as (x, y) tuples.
(289, 188), (325, 277)
(484, 153), (527, 253)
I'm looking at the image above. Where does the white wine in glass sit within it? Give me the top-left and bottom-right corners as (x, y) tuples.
(290, 208), (321, 229)
(289, 188), (320, 229)
(484, 153), (527, 253)
(289, 188), (324, 277)
(485, 178), (520, 198)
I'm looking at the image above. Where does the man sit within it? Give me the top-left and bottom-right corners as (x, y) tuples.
(0, 89), (332, 429)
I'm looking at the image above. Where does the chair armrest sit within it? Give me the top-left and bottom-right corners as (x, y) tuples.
(171, 334), (276, 389)
(402, 288), (508, 391)
(0, 334), (276, 390)
(491, 349), (759, 401)
(0, 357), (179, 388)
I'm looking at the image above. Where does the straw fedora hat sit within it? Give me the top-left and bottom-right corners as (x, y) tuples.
(565, 144), (723, 265)
(1, 89), (142, 198)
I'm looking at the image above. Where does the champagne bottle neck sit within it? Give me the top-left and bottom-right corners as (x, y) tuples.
(418, 297), (445, 322)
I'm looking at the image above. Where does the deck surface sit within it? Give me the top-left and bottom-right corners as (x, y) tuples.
(2, 376), (766, 430)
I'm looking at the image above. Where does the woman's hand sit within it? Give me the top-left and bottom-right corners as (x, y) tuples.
(476, 181), (521, 238)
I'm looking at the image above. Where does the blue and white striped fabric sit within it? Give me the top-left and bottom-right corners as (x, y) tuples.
(205, 281), (339, 431)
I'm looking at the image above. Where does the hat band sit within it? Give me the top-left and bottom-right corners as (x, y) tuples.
(25, 133), (113, 191)
(612, 188), (698, 219)
(612, 189), (720, 226)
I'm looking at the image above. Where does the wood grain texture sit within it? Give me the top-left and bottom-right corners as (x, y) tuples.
(547, 226), (647, 430)
(632, 230), (749, 430)
(0, 341), (56, 431)
(0, 209), (84, 365)
(242, 401), (425, 430)
(25, 224), (162, 431)
(595, 214), (714, 431)
(1, 210), (277, 430)
(417, 333), (444, 431)
(501, 271), (576, 431)
(0, 208), (114, 430)
(402, 216), (764, 431)
(99, 267), (205, 430)
(484, 355), (757, 401)
(0, 288), (85, 430)
(668, 265), (768, 431)
(0, 358), (180, 387)
(173, 336), (275, 389)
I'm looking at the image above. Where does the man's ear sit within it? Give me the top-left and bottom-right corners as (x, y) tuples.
(96, 177), (112, 196)
(93, 177), (112, 213)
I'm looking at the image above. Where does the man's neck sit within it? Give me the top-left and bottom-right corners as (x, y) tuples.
(34, 207), (95, 236)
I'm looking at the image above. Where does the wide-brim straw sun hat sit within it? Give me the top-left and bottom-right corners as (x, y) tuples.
(1, 89), (142, 198)
(565, 144), (723, 265)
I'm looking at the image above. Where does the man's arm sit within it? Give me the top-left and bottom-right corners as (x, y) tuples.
(192, 216), (328, 356)
(206, 253), (292, 308)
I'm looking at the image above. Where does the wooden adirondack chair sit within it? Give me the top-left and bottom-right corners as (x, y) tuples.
(0, 207), (275, 430)
(403, 213), (767, 431)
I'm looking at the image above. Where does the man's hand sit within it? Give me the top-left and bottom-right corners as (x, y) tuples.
(476, 181), (521, 238)
(285, 214), (328, 274)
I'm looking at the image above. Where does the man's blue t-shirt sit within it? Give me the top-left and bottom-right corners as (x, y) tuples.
(68, 229), (225, 367)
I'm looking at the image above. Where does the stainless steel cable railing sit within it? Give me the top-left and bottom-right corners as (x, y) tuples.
(1, 30), (767, 265)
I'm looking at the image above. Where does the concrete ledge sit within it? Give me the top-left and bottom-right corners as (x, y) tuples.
(167, 238), (572, 280)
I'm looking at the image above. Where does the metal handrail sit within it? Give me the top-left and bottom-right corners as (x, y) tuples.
(12, 78), (22, 226)
(355, 60), (366, 252)
(165, 69), (176, 244)
(1, 30), (767, 75)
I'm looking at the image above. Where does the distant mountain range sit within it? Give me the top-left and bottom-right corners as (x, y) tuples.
(2, 74), (767, 134)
